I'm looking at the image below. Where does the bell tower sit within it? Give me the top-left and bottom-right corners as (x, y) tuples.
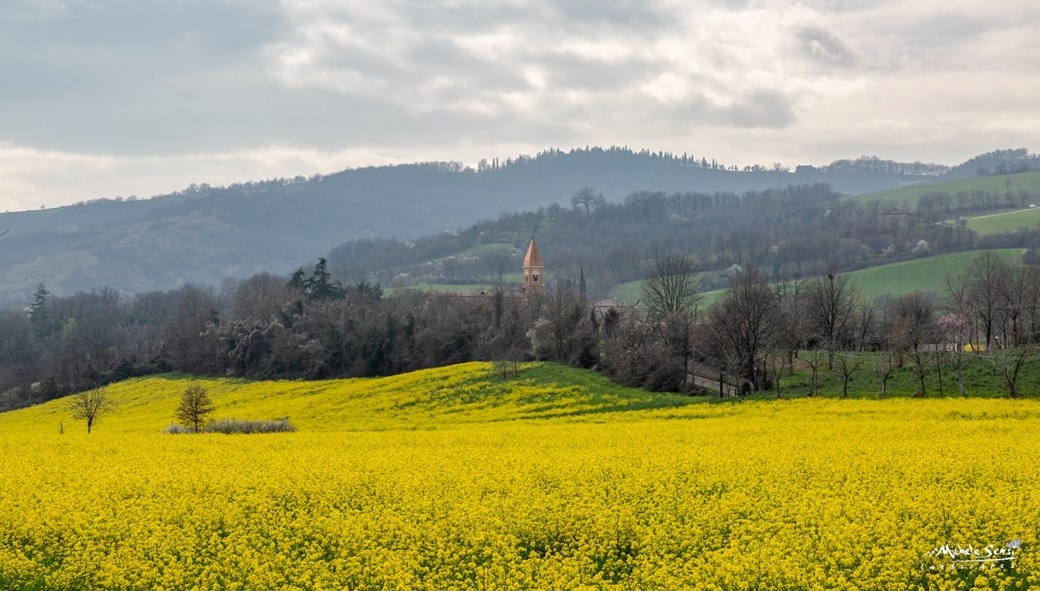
(522, 237), (544, 295)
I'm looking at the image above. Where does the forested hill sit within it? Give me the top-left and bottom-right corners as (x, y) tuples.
(0, 146), (1032, 306)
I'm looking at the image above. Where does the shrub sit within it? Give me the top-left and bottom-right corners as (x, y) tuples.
(165, 418), (296, 435)
(205, 418), (296, 434)
(163, 423), (193, 435)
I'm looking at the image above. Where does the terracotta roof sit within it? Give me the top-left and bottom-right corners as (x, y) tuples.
(523, 238), (543, 269)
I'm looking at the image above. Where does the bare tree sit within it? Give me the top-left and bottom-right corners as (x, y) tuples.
(482, 252), (512, 284)
(765, 349), (787, 399)
(570, 187), (605, 214)
(231, 272), (293, 321)
(937, 313), (971, 396)
(642, 254), (702, 384)
(528, 281), (593, 366)
(67, 387), (115, 433)
(700, 265), (781, 392)
(773, 279), (809, 375)
(805, 272), (858, 369)
(989, 344), (1032, 399)
(176, 383), (215, 433)
(871, 352), (895, 397)
(966, 252), (1008, 349)
(995, 264), (1034, 346)
(165, 285), (219, 372)
(641, 254), (702, 322)
(888, 293), (938, 397)
(834, 352), (863, 397)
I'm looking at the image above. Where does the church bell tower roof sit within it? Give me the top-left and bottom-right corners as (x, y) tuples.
(523, 238), (543, 269)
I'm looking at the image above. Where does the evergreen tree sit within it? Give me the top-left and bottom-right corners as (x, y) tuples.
(29, 283), (52, 338)
(287, 268), (307, 291)
(304, 258), (345, 300)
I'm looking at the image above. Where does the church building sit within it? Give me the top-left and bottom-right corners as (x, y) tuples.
(522, 237), (544, 295)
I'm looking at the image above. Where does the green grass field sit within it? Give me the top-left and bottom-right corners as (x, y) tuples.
(609, 279), (642, 305)
(388, 283), (503, 296)
(845, 170), (1040, 208)
(611, 249), (1021, 305)
(610, 279), (724, 307)
(768, 348), (1040, 399)
(452, 242), (516, 258)
(963, 207), (1040, 235)
(842, 248), (1021, 299)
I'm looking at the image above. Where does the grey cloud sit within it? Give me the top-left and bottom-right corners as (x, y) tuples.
(670, 90), (796, 130)
(392, 0), (675, 35)
(395, 2), (545, 32)
(722, 90), (796, 128)
(0, 0), (690, 159)
(797, 26), (856, 68)
(0, 0), (74, 24)
(403, 38), (528, 90)
(0, 0), (1037, 212)
(544, 0), (675, 31)
(0, 0), (285, 152)
(541, 53), (658, 92)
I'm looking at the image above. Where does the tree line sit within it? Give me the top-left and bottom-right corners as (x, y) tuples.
(3, 250), (1039, 409)
(325, 181), (1040, 302)
(686, 251), (1040, 398)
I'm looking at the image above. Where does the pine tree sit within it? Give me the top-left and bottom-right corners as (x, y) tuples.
(29, 283), (52, 338)
(303, 258), (345, 300)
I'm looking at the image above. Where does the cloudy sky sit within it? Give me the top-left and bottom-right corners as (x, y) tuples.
(1, 0), (1038, 212)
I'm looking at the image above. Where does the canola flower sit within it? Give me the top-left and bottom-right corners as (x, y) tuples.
(0, 363), (1038, 590)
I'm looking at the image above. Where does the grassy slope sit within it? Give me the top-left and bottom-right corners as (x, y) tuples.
(842, 248), (1021, 298)
(0, 362), (697, 436)
(453, 242), (515, 257)
(844, 170), (1040, 208)
(770, 349), (1040, 400)
(612, 249), (1022, 304)
(964, 207), (1040, 235)
(388, 283), (502, 295)
(611, 279), (723, 307)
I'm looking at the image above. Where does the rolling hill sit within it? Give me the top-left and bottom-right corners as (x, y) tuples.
(841, 248), (1023, 299)
(0, 147), (983, 307)
(844, 170), (1040, 208)
(0, 362), (697, 435)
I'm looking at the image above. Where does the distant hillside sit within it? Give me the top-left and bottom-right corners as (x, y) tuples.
(0, 146), (1030, 306)
(845, 170), (1040, 208)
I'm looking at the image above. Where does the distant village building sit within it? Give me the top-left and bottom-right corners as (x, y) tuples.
(878, 208), (914, 241)
(878, 208), (913, 227)
(592, 298), (637, 319)
(522, 237), (544, 295)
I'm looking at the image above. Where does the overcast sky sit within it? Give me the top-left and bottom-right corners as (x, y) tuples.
(1, 0), (1038, 212)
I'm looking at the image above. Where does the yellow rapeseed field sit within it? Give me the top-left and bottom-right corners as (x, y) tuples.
(0, 362), (1038, 590)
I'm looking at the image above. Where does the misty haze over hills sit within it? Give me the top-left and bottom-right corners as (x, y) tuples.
(0, 147), (1036, 307)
